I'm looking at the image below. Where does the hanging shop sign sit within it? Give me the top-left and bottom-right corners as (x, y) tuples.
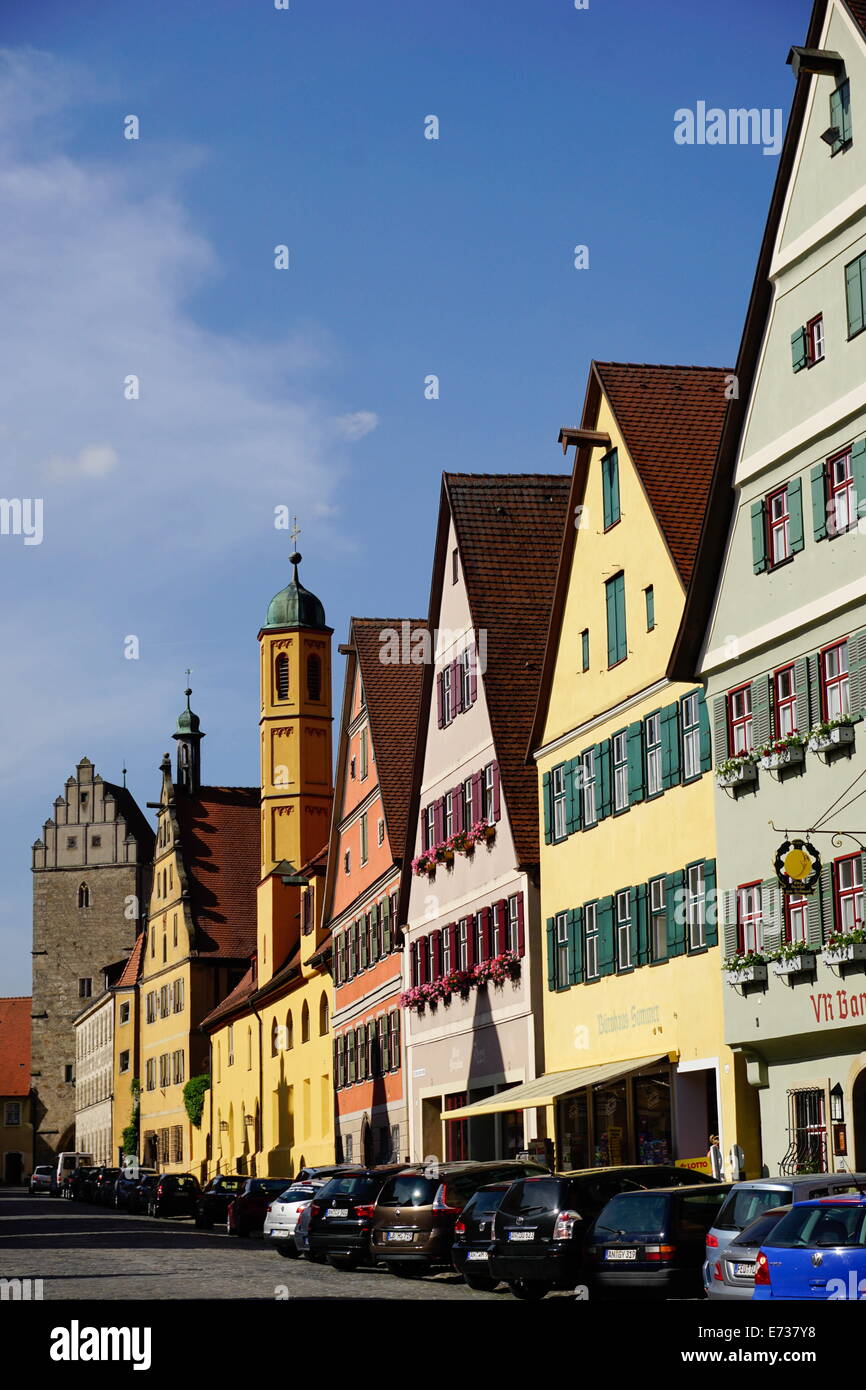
(774, 839), (821, 894)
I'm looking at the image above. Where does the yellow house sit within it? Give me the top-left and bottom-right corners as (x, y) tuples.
(528, 362), (758, 1174)
(137, 693), (260, 1177)
(111, 936), (143, 1164)
(202, 550), (335, 1176)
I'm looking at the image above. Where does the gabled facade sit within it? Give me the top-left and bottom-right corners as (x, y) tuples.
(673, 0), (866, 1176)
(0, 997), (33, 1185)
(202, 552), (335, 1177)
(137, 699), (260, 1175)
(401, 474), (570, 1162)
(326, 617), (426, 1167)
(530, 363), (751, 1175)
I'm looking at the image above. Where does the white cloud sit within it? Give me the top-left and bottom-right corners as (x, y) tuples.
(334, 410), (379, 442)
(42, 443), (119, 480)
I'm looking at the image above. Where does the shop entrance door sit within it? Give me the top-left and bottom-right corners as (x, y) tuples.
(853, 1069), (866, 1169)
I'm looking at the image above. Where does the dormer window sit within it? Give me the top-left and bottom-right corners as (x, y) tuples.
(275, 653), (289, 701)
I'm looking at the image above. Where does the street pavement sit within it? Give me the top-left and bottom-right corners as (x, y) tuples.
(0, 1188), (509, 1301)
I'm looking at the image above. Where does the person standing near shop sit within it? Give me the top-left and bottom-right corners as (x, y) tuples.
(707, 1134), (723, 1179)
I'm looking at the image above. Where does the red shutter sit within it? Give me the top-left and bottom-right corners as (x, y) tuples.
(469, 642), (478, 705)
(448, 921), (458, 965)
(452, 658), (462, 715)
(420, 807), (428, 851)
(432, 930), (442, 978)
(491, 761), (501, 821)
(480, 906), (491, 961)
(434, 797), (445, 844)
(436, 672), (444, 728)
(494, 899), (507, 954)
(418, 935), (428, 984)
(466, 916), (477, 968)
(516, 893), (525, 957)
(470, 771), (482, 823)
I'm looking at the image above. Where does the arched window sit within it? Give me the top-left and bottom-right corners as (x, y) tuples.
(271, 1018), (280, 1057)
(275, 654), (289, 701)
(301, 999), (310, 1044)
(77, 882), (90, 909)
(286, 1011), (294, 1051)
(319, 992), (329, 1036)
(307, 653), (322, 702)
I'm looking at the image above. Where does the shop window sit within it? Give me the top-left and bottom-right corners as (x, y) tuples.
(584, 902), (599, 980)
(784, 894), (809, 945)
(551, 765), (567, 841)
(445, 1093), (469, 1161)
(821, 641), (850, 720)
(594, 1080), (627, 1166)
(612, 731), (628, 812)
(737, 882), (764, 954)
(581, 748), (597, 827)
(635, 1070), (673, 1165)
(644, 714), (662, 796)
(727, 684), (753, 757)
(615, 890), (632, 970)
(834, 854), (864, 933)
(686, 863), (706, 950)
(650, 876), (666, 961)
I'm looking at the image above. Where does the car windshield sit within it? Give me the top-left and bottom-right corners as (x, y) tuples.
(766, 1203), (866, 1249)
(713, 1186), (790, 1232)
(316, 1176), (383, 1201)
(215, 1178), (244, 1192)
(247, 1180), (290, 1195)
(464, 1188), (508, 1220)
(594, 1193), (669, 1238)
(499, 1179), (564, 1218)
(174, 1177), (198, 1192)
(378, 1175), (438, 1208)
(279, 1185), (320, 1203)
(734, 1208), (791, 1250)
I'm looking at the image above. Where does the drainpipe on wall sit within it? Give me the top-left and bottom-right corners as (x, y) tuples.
(254, 1007), (264, 1176)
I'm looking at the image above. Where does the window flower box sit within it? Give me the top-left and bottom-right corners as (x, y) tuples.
(771, 952), (816, 977)
(716, 758), (758, 790)
(758, 741), (806, 772)
(808, 720), (855, 754)
(411, 852), (437, 877)
(723, 952), (767, 986)
(823, 941), (866, 966)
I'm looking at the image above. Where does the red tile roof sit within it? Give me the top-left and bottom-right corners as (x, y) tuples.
(593, 363), (731, 586)
(200, 961), (257, 1031)
(846, 1), (866, 40)
(352, 618), (428, 855)
(443, 473), (571, 867)
(0, 997), (31, 1097)
(175, 786), (260, 959)
(115, 933), (145, 988)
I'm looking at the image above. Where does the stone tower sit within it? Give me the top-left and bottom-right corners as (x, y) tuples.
(31, 758), (154, 1164)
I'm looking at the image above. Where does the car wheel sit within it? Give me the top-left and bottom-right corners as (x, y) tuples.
(463, 1273), (498, 1292)
(276, 1243), (299, 1259)
(508, 1280), (551, 1301)
(327, 1254), (359, 1271)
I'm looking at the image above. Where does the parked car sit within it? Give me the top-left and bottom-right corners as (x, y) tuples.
(53, 1151), (93, 1197)
(706, 1206), (791, 1300)
(586, 1183), (731, 1299)
(371, 1160), (550, 1276)
(307, 1167), (404, 1269)
(703, 1172), (865, 1294)
(294, 1198), (320, 1259)
(264, 1180), (326, 1256)
(451, 1182), (512, 1290)
(29, 1165), (54, 1195)
(754, 1194), (866, 1300)
(194, 1174), (245, 1229)
(115, 1168), (156, 1211)
(149, 1173), (201, 1219)
(129, 1173), (159, 1216)
(296, 1165), (364, 1182)
(95, 1167), (122, 1206)
(64, 1165), (97, 1202)
(226, 1177), (292, 1237)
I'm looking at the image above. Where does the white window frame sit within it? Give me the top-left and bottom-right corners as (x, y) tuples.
(616, 889), (632, 970)
(613, 732), (628, 812)
(581, 748), (597, 827)
(507, 895), (520, 954)
(682, 694), (701, 781)
(650, 876), (666, 961)
(555, 912), (569, 989)
(552, 765), (567, 840)
(584, 901), (599, 980)
(645, 714), (662, 796)
(686, 863), (706, 951)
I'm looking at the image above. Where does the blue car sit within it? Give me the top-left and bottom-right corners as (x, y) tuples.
(754, 1194), (866, 1300)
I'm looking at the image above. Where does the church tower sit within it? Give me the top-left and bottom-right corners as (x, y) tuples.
(257, 549), (333, 983)
(172, 686), (204, 794)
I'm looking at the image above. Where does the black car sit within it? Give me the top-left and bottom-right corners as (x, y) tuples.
(149, 1173), (202, 1219)
(65, 1165), (97, 1202)
(96, 1167), (122, 1206)
(128, 1173), (159, 1215)
(194, 1174), (245, 1228)
(586, 1183), (732, 1299)
(307, 1167), (404, 1270)
(115, 1168), (157, 1211)
(452, 1182), (512, 1290)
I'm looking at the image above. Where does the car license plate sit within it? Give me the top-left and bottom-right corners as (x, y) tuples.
(605, 1248), (637, 1261)
(269, 1227), (289, 1236)
(734, 1262), (756, 1278)
(327, 1209), (349, 1218)
(508, 1230), (535, 1241)
(387, 1231), (413, 1242)
(466, 1250), (489, 1261)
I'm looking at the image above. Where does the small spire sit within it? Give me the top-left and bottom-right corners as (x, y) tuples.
(122, 763), (127, 789)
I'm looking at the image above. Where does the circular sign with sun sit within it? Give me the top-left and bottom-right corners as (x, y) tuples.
(774, 838), (821, 893)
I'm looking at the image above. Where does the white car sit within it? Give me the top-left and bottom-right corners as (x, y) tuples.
(263, 1180), (325, 1257)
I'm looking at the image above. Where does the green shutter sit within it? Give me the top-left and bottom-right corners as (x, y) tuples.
(602, 454), (612, 529)
(819, 864), (835, 942)
(546, 917), (556, 990)
(606, 577), (617, 665)
(666, 870), (686, 957)
(794, 657), (810, 733)
(790, 326), (808, 372)
(645, 586), (655, 631)
(752, 675), (770, 749)
(806, 879), (824, 949)
(712, 695), (728, 765)
(635, 882), (649, 966)
(723, 888), (739, 959)
(569, 907), (583, 984)
(382, 897), (392, 954)
(542, 771), (552, 845)
(751, 499), (767, 573)
(606, 572), (626, 666)
(848, 629), (866, 717)
(566, 758), (581, 835)
(847, 255), (865, 338)
(627, 721), (644, 804)
(788, 476), (805, 553)
(598, 739), (611, 819)
(698, 691), (712, 772)
(703, 860), (718, 947)
(852, 439), (866, 518)
(602, 449), (620, 529)
(811, 463), (828, 541)
(660, 703), (681, 789)
(807, 653), (822, 724)
(597, 896), (615, 976)
(762, 879), (781, 955)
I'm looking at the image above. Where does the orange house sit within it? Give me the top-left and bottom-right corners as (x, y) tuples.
(323, 617), (426, 1166)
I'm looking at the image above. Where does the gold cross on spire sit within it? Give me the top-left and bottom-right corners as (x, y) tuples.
(290, 517), (301, 548)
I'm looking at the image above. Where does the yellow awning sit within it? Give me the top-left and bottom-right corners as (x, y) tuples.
(443, 1054), (673, 1119)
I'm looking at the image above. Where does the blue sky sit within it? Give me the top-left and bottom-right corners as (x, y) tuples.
(0, 0), (807, 992)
